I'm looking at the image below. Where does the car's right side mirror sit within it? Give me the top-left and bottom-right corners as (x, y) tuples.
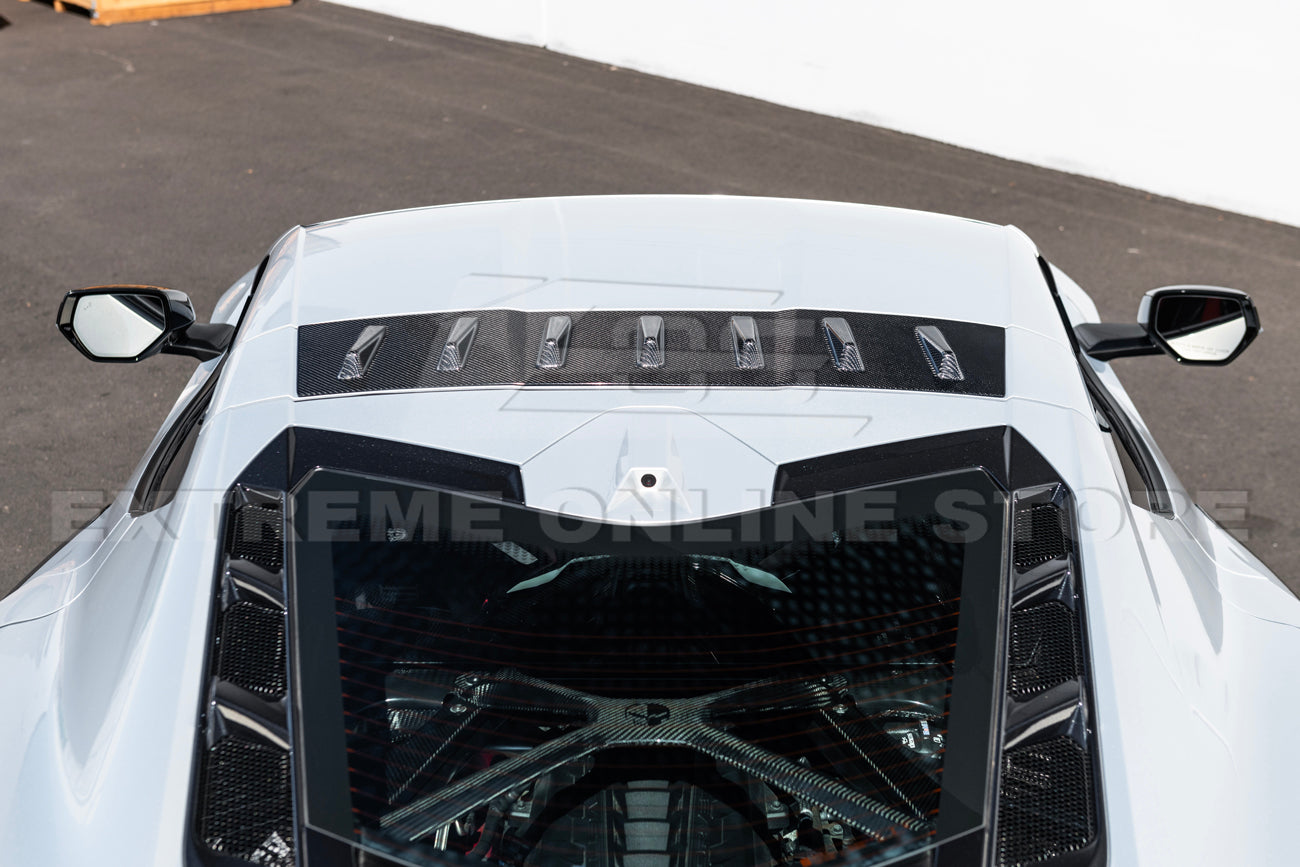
(1075, 285), (1260, 365)
(1139, 286), (1260, 364)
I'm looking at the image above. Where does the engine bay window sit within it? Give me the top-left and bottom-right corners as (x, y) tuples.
(291, 469), (1006, 867)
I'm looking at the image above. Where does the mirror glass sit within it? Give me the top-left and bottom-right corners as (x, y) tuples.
(1152, 294), (1247, 362)
(72, 293), (167, 359)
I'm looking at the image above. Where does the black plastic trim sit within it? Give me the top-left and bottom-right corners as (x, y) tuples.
(992, 484), (1107, 867)
(774, 426), (1059, 503)
(188, 484), (293, 867)
(285, 428), (526, 502)
(1039, 258), (1172, 517)
(231, 256), (271, 342)
(130, 365), (223, 514)
(1077, 360), (1172, 516)
(164, 322), (236, 361)
(1073, 323), (1161, 361)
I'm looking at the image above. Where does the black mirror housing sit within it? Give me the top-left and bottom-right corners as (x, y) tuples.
(1075, 284), (1260, 365)
(1138, 285), (1260, 365)
(56, 285), (234, 363)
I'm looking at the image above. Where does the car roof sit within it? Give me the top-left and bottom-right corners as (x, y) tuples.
(205, 196), (1096, 523)
(240, 195), (1067, 335)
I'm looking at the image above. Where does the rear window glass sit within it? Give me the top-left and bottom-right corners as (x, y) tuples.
(292, 469), (1005, 867)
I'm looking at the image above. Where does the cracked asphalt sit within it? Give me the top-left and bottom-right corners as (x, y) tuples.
(1, 0), (1297, 596)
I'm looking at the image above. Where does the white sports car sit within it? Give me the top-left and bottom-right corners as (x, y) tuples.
(1, 196), (1291, 867)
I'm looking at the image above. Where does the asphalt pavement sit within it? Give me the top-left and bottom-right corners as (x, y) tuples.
(1, 0), (1297, 596)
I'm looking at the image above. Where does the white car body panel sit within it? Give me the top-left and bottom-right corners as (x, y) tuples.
(1, 196), (1294, 866)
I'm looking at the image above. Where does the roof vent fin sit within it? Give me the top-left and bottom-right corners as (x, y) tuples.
(636, 316), (665, 369)
(336, 324), (386, 381)
(729, 316), (765, 370)
(915, 325), (965, 381)
(821, 317), (864, 372)
(536, 315), (572, 369)
(436, 316), (479, 372)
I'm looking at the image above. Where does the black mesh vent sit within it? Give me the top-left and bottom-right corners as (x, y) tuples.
(1013, 503), (1069, 571)
(1008, 603), (1081, 698)
(229, 503), (283, 571)
(198, 735), (294, 866)
(997, 737), (1095, 866)
(218, 602), (287, 700)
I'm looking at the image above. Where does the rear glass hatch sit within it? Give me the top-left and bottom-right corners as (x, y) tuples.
(290, 468), (1007, 867)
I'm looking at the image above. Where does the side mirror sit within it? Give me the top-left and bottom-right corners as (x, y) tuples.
(1139, 286), (1260, 364)
(1075, 284), (1260, 365)
(56, 286), (234, 363)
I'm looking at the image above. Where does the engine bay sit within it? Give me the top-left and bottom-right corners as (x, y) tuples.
(358, 668), (945, 867)
(291, 471), (1005, 867)
(339, 549), (957, 867)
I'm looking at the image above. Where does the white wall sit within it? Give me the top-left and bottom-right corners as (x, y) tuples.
(326, 0), (1300, 227)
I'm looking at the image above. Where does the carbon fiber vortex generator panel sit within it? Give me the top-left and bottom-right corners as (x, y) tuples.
(297, 309), (1005, 397)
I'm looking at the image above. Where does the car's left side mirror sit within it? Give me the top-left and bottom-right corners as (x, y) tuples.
(56, 285), (234, 363)
(1075, 285), (1260, 365)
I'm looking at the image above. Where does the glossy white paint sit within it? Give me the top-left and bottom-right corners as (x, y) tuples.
(0, 356), (221, 631)
(0, 497), (227, 865)
(210, 263), (261, 326)
(1, 197), (1295, 866)
(250, 197), (1068, 338)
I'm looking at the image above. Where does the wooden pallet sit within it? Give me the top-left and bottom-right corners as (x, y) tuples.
(19, 0), (292, 25)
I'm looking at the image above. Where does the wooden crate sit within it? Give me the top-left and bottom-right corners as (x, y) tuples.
(20, 0), (293, 25)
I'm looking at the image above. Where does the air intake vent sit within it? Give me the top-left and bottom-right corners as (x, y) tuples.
(336, 324), (387, 382)
(228, 504), (283, 572)
(996, 737), (1096, 866)
(915, 325), (965, 381)
(1008, 603), (1081, 698)
(729, 315), (765, 370)
(821, 316), (864, 372)
(536, 315), (572, 369)
(218, 602), (287, 700)
(636, 315), (666, 369)
(198, 735), (294, 867)
(1013, 503), (1069, 571)
(436, 316), (479, 372)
